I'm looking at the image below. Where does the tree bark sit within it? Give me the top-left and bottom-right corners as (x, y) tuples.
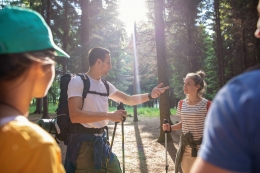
(41, 0), (51, 119)
(35, 0), (46, 115)
(42, 96), (50, 118)
(133, 21), (138, 122)
(34, 98), (43, 114)
(214, 0), (225, 87)
(62, 0), (69, 74)
(80, 0), (90, 72)
(242, 26), (248, 69)
(154, 0), (172, 143)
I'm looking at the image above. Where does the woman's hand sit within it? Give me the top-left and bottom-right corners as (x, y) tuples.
(162, 123), (171, 132)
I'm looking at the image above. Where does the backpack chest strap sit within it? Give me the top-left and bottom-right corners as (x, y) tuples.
(87, 91), (109, 97)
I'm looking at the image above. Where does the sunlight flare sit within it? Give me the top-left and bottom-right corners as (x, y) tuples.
(118, 0), (147, 33)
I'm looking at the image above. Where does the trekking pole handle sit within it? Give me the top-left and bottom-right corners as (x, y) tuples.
(117, 102), (125, 110)
(117, 102), (126, 122)
(163, 119), (169, 124)
(163, 119), (171, 133)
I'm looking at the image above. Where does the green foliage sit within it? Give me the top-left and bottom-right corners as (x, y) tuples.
(2, 0), (260, 107)
(198, 25), (218, 100)
(29, 104), (177, 117)
(165, 0), (215, 99)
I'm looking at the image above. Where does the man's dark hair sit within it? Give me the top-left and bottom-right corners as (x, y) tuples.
(88, 47), (110, 67)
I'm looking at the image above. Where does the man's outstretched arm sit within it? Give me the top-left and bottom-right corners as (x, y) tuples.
(109, 83), (169, 106)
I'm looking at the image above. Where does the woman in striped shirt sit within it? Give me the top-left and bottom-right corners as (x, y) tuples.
(163, 70), (211, 173)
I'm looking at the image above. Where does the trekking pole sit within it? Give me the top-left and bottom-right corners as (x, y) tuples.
(118, 102), (126, 173)
(105, 102), (125, 173)
(105, 121), (117, 173)
(164, 119), (169, 173)
(122, 117), (126, 173)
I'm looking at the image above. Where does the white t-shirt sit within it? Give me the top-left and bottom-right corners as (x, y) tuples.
(67, 75), (117, 128)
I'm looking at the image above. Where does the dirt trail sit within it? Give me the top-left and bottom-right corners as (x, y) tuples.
(29, 114), (181, 173)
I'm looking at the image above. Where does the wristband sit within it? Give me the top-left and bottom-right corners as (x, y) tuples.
(148, 93), (153, 100)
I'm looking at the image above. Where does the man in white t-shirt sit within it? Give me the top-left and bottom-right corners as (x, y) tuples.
(65, 47), (169, 173)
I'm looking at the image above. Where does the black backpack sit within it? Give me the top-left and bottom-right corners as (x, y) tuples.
(55, 73), (109, 143)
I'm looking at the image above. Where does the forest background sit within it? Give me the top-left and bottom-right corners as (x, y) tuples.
(1, 0), (260, 131)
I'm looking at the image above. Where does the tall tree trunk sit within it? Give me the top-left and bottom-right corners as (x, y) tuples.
(80, 0), (90, 72)
(41, 0), (51, 119)
(35, 0), (46, 115)
(242, 25), (248, 69)
(186, 0), (194, 72)
(133, 21), (138, 122)
(42, 97), (49, 118)
(34, 98), (43, 114)
(63, 59), (67, 75)
(62, 0), (69, 74)
(214, 0), (224, 87)
(154, 0), (172, 143)
(186, 0), (203, 72)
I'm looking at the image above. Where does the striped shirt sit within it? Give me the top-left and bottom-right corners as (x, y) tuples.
(177, 98), (208, 141)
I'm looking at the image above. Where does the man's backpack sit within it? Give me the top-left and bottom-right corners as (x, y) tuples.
(55, 73), (109, 143)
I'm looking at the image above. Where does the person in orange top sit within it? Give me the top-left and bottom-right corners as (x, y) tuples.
(0, 6), (69, 173)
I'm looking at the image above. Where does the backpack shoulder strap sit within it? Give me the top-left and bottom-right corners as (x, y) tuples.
(101, 78), (109, 96)
(179, 100), (183, 111)
(77, 73), (90, 102)
(77, 74), (109, 97)
(206, 100), (211, 111)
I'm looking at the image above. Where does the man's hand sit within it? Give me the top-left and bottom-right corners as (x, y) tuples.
(151, 83), (169, 98)
(108, 110), (127, 122)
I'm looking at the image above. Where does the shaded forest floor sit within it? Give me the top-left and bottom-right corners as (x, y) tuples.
(29, 114), (181, 173)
